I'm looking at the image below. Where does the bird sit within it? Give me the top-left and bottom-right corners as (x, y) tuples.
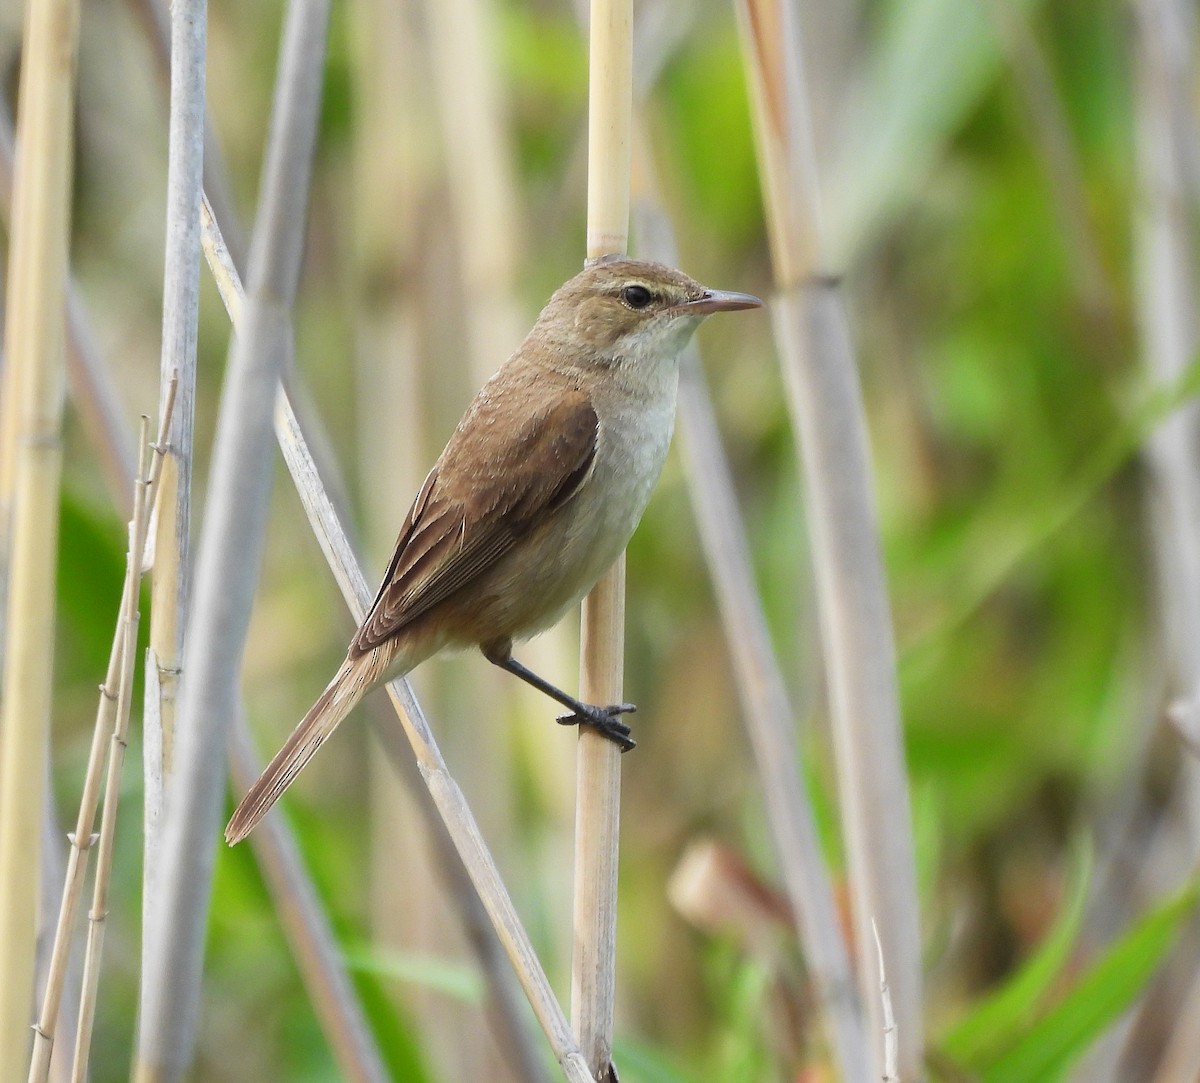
(225, 256), (761, 845)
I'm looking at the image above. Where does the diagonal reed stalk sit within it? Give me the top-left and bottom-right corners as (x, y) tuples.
(154, 199), (394, 1083)
(139, 0), (207, 993)
(574, 3), (633, 1080)
(202, 198), (554, 1082)
(199, 198), (594, 1083)
(735, 0), (923, 1076)
(227, 724), (390, 1083)
(0, 0), (82, 1075)
(27, 389), (174, 1083)
(65, 419), (157, 1083)
(135, 0), (332, 1076)
(630, 177), (870, 1077)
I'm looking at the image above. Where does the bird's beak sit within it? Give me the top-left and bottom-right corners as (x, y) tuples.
(676, 289), (764, 315)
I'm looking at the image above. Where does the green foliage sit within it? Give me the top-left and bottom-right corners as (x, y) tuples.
(985, 881), (1200, 1081)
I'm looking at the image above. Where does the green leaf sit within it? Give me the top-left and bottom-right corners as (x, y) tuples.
(943, 837), (1093, 1065)
(985, 878), (1200, 1082)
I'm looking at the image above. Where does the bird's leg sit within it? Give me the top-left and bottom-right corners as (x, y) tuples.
(483, 645), (636, 752)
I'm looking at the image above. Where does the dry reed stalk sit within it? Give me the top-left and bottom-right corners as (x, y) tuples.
(0, 106), (136, 515)
(27, 389), (175, 1083)
(64, 420), (154, 1082)
(574, 2), (633, 1079)
(628, 179), (869, 1077)
(0, 0), (81, 1074)
(139, 0), (207, 986)
(735, 0), (923, 1076)
(227, 724), (390, 1083)
(200, 197), (556, 1083)
(136, 0), (332, 1076)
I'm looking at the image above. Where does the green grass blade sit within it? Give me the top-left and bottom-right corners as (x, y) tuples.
(943, 837), (1093, 1065)
(985, 879), (1200, 1083)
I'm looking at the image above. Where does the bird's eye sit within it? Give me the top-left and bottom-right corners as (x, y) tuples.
(621, 284), (653, 309)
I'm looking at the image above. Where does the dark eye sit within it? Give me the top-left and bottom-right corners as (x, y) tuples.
(621, 284), (653, 309)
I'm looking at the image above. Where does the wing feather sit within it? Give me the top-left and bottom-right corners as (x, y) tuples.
(352, 384), (598, 653)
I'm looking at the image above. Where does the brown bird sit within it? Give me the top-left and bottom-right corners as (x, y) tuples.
(226, 257), (761, 844)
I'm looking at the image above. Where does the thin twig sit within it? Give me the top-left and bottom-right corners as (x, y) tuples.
(136, 0), (332, 1075)
(872, 920), (898, 1083)
(28, 387), (175, 1083)
(734, 1), (923, 1077)
(67, 417), (158, 1082)
(0, 0), (82, 1073)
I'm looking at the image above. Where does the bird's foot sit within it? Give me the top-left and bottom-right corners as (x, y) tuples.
(557, 702), (637, 751)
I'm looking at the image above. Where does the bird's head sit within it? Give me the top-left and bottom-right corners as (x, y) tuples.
(533, 257), (762, 370)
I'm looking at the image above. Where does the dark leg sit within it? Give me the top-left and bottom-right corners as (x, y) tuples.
(483, 646), (636, 752)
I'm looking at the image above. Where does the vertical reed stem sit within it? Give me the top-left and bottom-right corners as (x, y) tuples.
(136, 0), (330, 1076)
(575, 1), (632, 1078)
(141, 0), (206, 990)
(735, 0), (923, 1075)
(0, 0), (81, 1074)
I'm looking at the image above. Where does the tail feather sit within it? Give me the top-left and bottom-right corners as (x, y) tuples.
(226, 652), (381, 845)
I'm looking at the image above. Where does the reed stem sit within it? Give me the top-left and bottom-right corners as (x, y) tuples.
(0, 0), (81, 1073)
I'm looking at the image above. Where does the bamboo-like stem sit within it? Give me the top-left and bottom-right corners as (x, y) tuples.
(632, 183), (870, 1081)
(0, 0), (81, 1074)
(200, 199), (559, 1083)
(139, 0), (207, 999)
(227, 723), (390, 1083)
(0, 106), (136, 516)
(735, 1), (923, 1077)
(63, 419), (156, 1082)
(575, 1), (632, 1079)
(136, 0), (331, 1076)
(27, 391), (174, 1083)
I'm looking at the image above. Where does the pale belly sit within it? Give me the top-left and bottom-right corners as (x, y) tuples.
(455, 384), (677, 647)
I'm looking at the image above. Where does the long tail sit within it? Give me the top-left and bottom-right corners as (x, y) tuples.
(225, 649), (391, 845)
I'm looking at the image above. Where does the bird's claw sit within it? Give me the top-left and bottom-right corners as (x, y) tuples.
(557, 703), (637, 751)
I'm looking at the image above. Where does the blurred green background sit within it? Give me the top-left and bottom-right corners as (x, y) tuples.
(7, 0), (1200, 1078)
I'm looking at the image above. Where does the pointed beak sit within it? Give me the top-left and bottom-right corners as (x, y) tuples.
(677, 288), (763, 315)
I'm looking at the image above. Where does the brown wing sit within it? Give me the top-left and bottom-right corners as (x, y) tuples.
(351, 385), (599, 654)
